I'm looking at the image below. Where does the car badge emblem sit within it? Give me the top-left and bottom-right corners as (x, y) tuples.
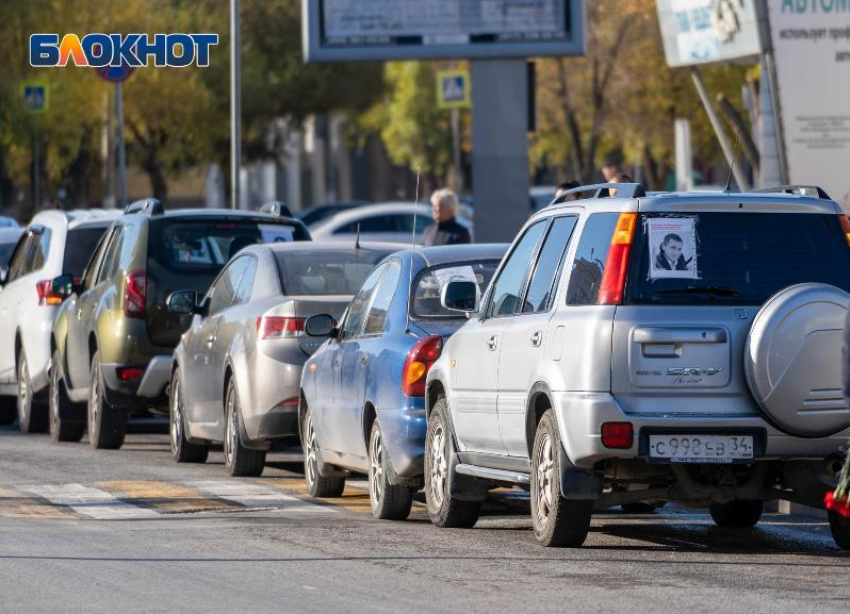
(733, 309), (748, 320)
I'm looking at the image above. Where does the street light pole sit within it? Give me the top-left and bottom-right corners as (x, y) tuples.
(230, 0), (241, 210)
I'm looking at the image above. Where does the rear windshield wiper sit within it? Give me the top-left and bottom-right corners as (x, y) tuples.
(654, 285), (740, 298)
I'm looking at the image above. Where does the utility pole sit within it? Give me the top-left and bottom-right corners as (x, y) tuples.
(115, 82), (128, 210)
(230, 0), (241, 210)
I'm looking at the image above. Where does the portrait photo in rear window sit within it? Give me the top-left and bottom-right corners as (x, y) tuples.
(647, 217), (697, 279)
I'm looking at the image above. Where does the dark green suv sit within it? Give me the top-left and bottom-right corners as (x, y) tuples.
(49, 199), (310, 449)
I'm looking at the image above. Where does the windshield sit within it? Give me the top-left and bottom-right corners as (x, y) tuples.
(274, 249), (394, 295)
(411, 261), (500, 318)
(626, 212), (850, 305)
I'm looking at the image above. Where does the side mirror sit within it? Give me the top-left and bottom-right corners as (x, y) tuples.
(50, 274), (77, 300)
(305, 314), (337, 338)
(167, 290), (199, 316)
(440, 280), (478, 313)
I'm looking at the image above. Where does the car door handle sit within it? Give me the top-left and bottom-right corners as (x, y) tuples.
(359, 355), (368, 367)
(487, 335), (498, 351)
(207, 334), (216, 345)
(530, 331), (542, 347)
(77, 309), (83, 320)
(333, 359), (341, 368)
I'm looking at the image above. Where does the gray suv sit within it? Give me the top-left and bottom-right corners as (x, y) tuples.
(425, 184), (850, 548)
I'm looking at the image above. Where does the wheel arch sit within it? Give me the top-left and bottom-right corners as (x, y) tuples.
(526, 382), (555, 457)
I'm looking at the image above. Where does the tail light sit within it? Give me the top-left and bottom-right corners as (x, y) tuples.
(839, 215), (850, 247)
(601, 422), (633, 449)
(257, 316), (305, 340)
(36, 280), (64, 306)
(124, 271), (147, 318)
(402, 335), (443, 397)
(597, 212), (637, 305)
(117, 367), (144, 382)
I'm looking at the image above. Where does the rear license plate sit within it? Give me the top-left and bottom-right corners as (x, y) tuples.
(648, 434), (754, 463)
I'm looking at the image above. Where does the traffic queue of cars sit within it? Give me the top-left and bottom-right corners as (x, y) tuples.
(4, 184), (850, 551)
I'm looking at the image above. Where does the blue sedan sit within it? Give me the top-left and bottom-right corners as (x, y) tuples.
(299, 243), (507, 520)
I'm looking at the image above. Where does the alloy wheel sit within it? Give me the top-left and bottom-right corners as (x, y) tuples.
(429, 422), (447, 509)
(305, 415), (319, 487)
(170, 378), (182, 454)
(89, 366), (99, 435)
(369, 427), (384, 505)
(17, 356), (29, 424)
(50, 364), (59, 426)
(225, 388), (237, 467)
(535, 433), (555, 525)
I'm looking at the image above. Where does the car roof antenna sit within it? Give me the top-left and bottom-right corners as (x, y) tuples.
(354, 222), (361, 250)
(723, 122), (743, 193)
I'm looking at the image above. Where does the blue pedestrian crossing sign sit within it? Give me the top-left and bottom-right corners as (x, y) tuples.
(22, 83), (49, 113)
(437, 69), (471, 110)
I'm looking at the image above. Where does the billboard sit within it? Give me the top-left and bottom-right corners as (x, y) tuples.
(657, 0), (765, 67)
(302, 0), (585, 62)
(769, 0), (850, 205)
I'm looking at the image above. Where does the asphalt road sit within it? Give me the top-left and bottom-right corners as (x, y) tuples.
(1, 420), (849, 614)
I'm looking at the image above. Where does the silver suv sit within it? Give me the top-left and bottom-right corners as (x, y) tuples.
(424, 184), (850, 548)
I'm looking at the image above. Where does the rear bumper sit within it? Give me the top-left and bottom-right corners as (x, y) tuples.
(553, 391), (849, 470)
(101, 356), (171, 408)
(241, 351), (305, 441)
(378, 397), (427, 479)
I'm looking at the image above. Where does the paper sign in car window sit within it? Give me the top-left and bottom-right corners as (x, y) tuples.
(260, 224), (295, 243)
(647, 217), (698, 280)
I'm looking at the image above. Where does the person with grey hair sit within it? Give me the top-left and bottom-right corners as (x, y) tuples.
(423, 188), (471, 246)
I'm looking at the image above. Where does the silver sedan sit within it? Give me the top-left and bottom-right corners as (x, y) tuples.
(168, 241), (402, 476)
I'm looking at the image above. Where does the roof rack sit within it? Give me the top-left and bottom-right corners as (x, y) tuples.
(125, 198), (164, 216)
(751, 185), (831, 199)
(258, 200), (294, 218)
(553, 182), (647, 205)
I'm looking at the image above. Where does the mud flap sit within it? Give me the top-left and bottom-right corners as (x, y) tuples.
(448, 450), (488, 502)
(560, 445), (602, 500)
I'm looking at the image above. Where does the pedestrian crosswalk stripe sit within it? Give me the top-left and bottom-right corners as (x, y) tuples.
(0, 485), (71, 519)
(263, 478), (374, 513)
(184, 480), (333, 513)
(96, 480), (240, 514)
(19, 483), (160, 520)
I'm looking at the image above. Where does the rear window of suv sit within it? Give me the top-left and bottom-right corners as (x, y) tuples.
(147, 217), (307, 346)
(625, 212), (850, 305)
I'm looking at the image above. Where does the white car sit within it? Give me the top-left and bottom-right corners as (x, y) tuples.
(0, 209), (119, 431)
(310, 202), (473, 244)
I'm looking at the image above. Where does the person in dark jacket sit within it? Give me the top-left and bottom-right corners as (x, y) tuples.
(423, 188), (471, 247)
(655, 233), (692, 271)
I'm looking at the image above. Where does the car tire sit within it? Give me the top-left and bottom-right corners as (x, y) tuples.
(424, 397), (481, 529)
(302, 403), (345, 497)
(828, 510), (850, 549)
(224, 378), (265, 477)
(368, 420), (414, 520)
(531, 410), (593, 548)
(49, 350), (85, 443)
(0, 397), (17, 426)
(709, 499), (764, 528)
(169, 370), (208, 464)
(17, 349), (48, 434)
(88, 351), (127, 450)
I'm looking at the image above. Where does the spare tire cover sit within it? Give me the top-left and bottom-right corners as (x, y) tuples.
(745, 283), (850, 437)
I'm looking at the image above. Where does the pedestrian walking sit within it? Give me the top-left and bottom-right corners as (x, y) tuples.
(422, 188), (471, 247)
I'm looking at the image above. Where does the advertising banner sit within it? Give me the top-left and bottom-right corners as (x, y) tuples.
(658, 0), (765, 66)
(769, 0), (850, 204)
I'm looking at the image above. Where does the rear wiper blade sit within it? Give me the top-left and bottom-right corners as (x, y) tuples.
(655, 285), (740, 297)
